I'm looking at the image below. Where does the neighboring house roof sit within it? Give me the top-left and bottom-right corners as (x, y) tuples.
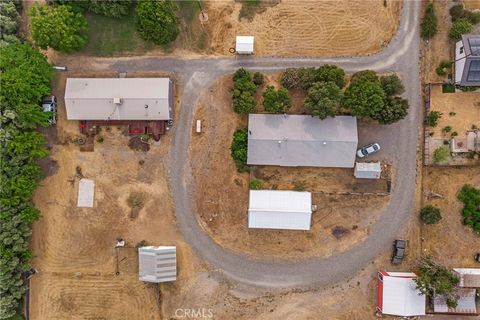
(354, 162), (381, 179)
(433, 288), (477, 315)
(236, 36), (254, 53)
(455, 35), (480, 86)
(377, 271), (426, 317)
(138, 246), (176, 283)
(77, 179), (94, 208)
(65, 78), (172, 120)
(248, 190), (312, 230)
(454, 268), (480, 288)
(247, 114), (358, 168)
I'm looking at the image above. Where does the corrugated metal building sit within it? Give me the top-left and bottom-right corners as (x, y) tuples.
(248, 190), (312, 230)
(247, 114), (358, 168)
(235, 36), (254, 54)
(65, 78), (173, 120)
(354, 162), (381, 179)
(138, 246), (176, 283)
(377, 271), (426, 317)
(433, 288), (477, 315)
(454, 268), (480, 288)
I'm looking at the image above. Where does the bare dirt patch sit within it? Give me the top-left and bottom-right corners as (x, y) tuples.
(190, 76), (389, 259)
(464, 0), (480, 10)
(423, 166), (480, 267)
(204, 0), (402, 57)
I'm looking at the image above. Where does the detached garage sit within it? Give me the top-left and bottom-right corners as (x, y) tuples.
(248, 190), (312, 230)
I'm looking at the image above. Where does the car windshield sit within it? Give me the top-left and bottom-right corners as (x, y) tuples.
(362, 149), (368, 155)
(373, 144), (379, 151)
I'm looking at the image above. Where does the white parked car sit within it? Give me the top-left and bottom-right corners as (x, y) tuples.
(356, 143), (381, 158)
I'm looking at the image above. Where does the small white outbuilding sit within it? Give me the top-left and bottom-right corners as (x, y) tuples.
(138, 246), (176, 283)
(236, 36), (254, 54)
(77, 178), (95, 208)
(248, 190), (312, 230)
(354, 162), (381, 179)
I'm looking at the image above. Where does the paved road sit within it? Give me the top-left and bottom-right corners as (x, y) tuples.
(102, 0), (421, 288)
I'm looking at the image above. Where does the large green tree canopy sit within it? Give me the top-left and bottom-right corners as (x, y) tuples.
(0, 43), (52, 319)
(135, 0), (179, 45)
(29, 4), (88, 53)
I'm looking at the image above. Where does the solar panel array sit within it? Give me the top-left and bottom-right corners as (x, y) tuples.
(469, 38), (480, 56)
(467, 60), (480, 82)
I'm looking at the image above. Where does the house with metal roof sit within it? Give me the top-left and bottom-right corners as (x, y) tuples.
(248, 190), (312, 230)
(138, 246), (176, 283)
(377, 271), (426, 317)
(455, 34), (480, 86)
(65, 78), (173, 140)
(433, 288), (478, 315)
(247, 114), (358, 168)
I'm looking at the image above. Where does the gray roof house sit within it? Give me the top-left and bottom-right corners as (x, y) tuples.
(65, 78), (173, 120)
(455, 35), (480, 86)
(247, 114), (358, 168)
(138, 246), (176, 283)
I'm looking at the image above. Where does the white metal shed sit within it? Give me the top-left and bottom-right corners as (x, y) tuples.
(354, 162), (381, 179)
(77, 179), (94, 208)
(248, 190), (312, 230)
(236, 36), (254, 54)
(377, 271), (426, 317)
(138, 246), (176, 283)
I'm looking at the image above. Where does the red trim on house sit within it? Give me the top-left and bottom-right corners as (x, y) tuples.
(377, 274), (384, 312)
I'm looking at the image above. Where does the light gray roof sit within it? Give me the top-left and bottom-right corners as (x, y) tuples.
(247, 114), (358, 167)
(65, 78), (172, 120)
(138, 246), (176, 283)
(458, 35), (480, 86)
(354, 162), (381, 179)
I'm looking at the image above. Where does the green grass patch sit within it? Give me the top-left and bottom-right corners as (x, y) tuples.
(83, 10), (156, 56)
(178, 0), (200, 24)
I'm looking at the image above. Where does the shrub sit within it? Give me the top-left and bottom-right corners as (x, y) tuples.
(373, 96), (409, 124)
(342, 78), (385, 118)
(433, 146), (451, 163)
(420, 205), (442, 224)
(253, 72), (264, 86)
(280, 68), (300, 89)
(232, 68), (257, 114)
(458, 184), (480, 233)
(249, 179), (263, 190)
(380, 74), (405, 97)
(435, 60), (452, 77)
(135, 0), (180, 45)
(442, 126), (452, 134)
(442, 83), (455, 93)
(449, 18), (473, 40)
(304, 81), (342, 119)
(350, 70), (379, 84)
(425, 111), (442, 127)
(297, 67), (317, 89)
(29, 4), (88, 52)
(450, 4), (480, 24)
(315, 64), (346, 88)
(230, 128), (249, 172)
(262, 86), (291, 113)
(421, 3), (438, 39)
(96, 136), (104, 143)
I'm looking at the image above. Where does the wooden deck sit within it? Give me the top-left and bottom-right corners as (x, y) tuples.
(79, 120), (166, 141)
